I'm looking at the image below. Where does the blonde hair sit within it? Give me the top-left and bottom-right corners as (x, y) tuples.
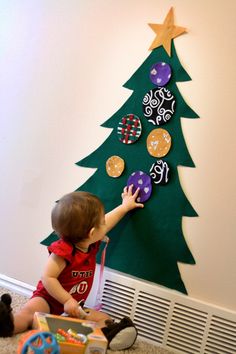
(51, 191), (104, 243)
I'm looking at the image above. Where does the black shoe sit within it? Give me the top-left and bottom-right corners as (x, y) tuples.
(102, 316), (138, 351)
(0, 294), (14, 337)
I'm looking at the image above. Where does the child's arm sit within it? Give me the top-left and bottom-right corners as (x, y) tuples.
(41, 253), (80, 317)
(105, 184), (144, 233)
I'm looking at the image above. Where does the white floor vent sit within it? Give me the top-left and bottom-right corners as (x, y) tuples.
(166, 303), (207, 353)
(205, 316), (236, 354)
(100, 268), (236, 354)
(134, 290), (170, 344)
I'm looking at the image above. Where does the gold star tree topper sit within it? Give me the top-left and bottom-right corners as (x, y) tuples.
(148, 7), (187, 56)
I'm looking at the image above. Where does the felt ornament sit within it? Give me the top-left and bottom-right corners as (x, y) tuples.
(150, 62), (172, 86)
(148, 7), (187, 56)
(117, 114), (142, 144)
(150, 159), (170, 185)
(146, 128), (171, 158)
(127, 171), (152, 203)
(143, 87), (175, 126)
(106, 156), (125, 178)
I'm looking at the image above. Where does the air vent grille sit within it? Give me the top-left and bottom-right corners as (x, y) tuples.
(134, 290), (171, 343)
(99, 268), (236, 354)
(166, 303), (207, 353)
(205, 315), (236, 354)
(101, 279), (135, 320)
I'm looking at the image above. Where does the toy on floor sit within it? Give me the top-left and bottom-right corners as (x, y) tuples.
(17, 330), (60, 354)
(0, 293), (14, 337)
(102, 316), (138, 351)
(55, 328), (87, 345)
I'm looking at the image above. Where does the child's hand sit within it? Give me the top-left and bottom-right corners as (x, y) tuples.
(121, 184), (144, 212)
(105, 184), (144, 232)
(63, 297), (81, 318)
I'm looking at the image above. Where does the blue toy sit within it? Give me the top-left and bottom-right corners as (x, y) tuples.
(17, 330), (60, 354)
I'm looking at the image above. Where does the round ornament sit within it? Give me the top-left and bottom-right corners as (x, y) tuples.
(150, 62), (172, 86)
(17, 330), (59, 354)
(150, 160), (170, 185)
(127, 171), (152, 203)
(146, 128), (172, 158)
(142, 87), (175, 126)
(117, 114), (142, 144)
(106, 156), (125, 178)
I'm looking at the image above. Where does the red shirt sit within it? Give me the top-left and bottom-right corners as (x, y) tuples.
(31, 239), (100, 315)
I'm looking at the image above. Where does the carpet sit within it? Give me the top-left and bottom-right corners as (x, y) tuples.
(0, 287), (175, 354)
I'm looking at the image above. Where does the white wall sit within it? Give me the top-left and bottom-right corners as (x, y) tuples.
(0, 0), (235, 311)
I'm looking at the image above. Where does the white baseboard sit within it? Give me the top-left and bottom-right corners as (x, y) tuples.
(0, 274), (35, 298)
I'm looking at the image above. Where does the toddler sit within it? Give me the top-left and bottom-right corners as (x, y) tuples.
(0, 185), (143, 350)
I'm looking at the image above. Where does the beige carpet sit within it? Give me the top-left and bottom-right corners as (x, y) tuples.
(0, 287), (175, 354)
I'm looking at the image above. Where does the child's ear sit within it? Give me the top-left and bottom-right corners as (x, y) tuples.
(88, 227), (95, 239)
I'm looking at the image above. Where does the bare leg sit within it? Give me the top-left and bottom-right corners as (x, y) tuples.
(84, 308), (112, 328)
(13, 297), (50, 334)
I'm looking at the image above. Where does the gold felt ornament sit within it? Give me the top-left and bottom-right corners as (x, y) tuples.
(106, 156), (125, 178)
(146, 128), (172, 158)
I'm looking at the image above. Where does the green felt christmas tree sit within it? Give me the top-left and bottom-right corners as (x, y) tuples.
(42, 8), (198, 294)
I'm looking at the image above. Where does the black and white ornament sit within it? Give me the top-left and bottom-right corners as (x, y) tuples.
(142, 87), (175, 126)
(149, 160), (170, 185)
